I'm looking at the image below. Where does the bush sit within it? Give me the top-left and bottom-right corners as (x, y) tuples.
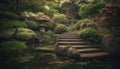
(54, 24), (68, 34)
(0, 40), (26, 61)
(51, 14), (69, 24)
(78, 28), (101, 43)
(0, 29), (15, 39)
(75, 19), (96, 30)
(46, 23), (57, 31)
(42, 32), (54, 37)
(97, 28), (110, 37)
(15, 28), (36, 40)
(70, 25), (76, 31)
(79, 1), (106, 18)
(0, 11), (19, 19)
(25, 20), (38, 30)
(0, 19), (27, 29)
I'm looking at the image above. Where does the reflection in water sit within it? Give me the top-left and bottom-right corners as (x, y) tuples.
(1, 52), (115, 69)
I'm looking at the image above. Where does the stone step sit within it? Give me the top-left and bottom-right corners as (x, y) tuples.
(62, 32), (77, 35)
(58, 36), (78, 39)
(58, 35), (77, 38)
(60, 34), (77, 36)
(57, 39), (83, 42)
(77, 48), (101, 53)
(59, 45), (92, 49)
(58, 42), (90, 45)
(60, 33), (77, 35)
(80, 52), (108, 58)
(57, 32), (109, 58)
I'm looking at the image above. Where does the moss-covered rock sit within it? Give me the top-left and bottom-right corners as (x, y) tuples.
(15, 28), (36, 40)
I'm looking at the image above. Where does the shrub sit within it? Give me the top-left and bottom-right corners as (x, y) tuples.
(0, 29), (15, 39)
(46, 23), (57, 31)
(70, 25), (76, 31)
(79, 1), (106, 18)
(78, 28), (101, 43)
(51, 14), (69, 24)
(0, 19), (27, 29)
(0, 40), (26, 61)
(97, 28), (110, 37)
(42, 32), (54, 37)
(75, 19), (96, 30)
(15, 28), (36, 40)
(54, 24), (68, 34)
(0, 11), (19, 19)
(25, 20), (38, 30)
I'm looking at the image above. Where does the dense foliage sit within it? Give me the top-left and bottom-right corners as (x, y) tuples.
(54, 24), (68, 34)
(78, 28), (101, 43)
(0, 0), (120, 68)
(25, 20), (38, 30)
(0, 40), (26, 63)
(0, 19), (27, 29)
(79, 1), (106, 18)
(51, 14), (69, 24)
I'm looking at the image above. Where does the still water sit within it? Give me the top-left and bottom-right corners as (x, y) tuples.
(2, 52), (120, 69)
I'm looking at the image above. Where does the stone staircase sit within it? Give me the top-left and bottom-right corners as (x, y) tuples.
(57, 32), (109, 58)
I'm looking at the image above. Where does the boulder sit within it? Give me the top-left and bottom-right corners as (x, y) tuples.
(67, 47), (80, 59)
(102, 34), (120, 56)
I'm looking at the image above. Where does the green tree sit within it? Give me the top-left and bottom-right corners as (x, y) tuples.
(79, 0), (106, 18)
(60, 0), (88, 18)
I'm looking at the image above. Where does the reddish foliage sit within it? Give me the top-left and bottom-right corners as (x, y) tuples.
(102, 4), (120, 17)
(97, 16), (107, 24)
(94, 16), (107, 25)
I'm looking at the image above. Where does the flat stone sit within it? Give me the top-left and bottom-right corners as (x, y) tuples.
(80, 52), (108, 58)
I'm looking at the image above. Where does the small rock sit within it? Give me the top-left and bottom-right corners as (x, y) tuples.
(67, 47), (80, 59)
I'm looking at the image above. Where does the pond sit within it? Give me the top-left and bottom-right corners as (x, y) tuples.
(1, 51), (119, 69)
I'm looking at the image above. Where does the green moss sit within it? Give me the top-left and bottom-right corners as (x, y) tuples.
(15, 28), (36, 40)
